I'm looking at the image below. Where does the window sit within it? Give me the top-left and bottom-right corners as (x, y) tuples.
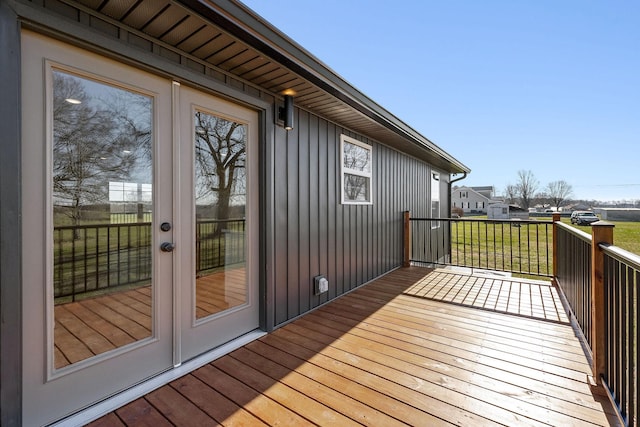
(431, 172), (440, 228)
(341, 135), (372, 204)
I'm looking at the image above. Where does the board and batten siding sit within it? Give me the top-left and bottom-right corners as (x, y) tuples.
(271, 107), (448, 327)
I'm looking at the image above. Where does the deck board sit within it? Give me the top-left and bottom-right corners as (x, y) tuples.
(169, 374), (269, 426)
(87, 267), (618, 426)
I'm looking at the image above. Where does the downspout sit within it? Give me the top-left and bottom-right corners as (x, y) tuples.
(448, 172), (468, 218)
(446, 172), (467, 266)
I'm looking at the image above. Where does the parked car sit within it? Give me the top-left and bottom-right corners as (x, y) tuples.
(570, 211), (600, 225)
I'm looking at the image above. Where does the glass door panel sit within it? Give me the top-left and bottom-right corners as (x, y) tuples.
(51, 70), (153, 368)
(194, 110), (247, 320)
(178, 86), (258, 362)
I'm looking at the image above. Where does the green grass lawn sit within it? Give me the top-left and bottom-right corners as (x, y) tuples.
(467, 215), (640, 255)
(559, 217), (640, 255)
(449, 219), (554, 276)
(445, 216), (640, 279)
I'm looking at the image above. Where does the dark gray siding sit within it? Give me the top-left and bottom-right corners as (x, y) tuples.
(271, 107), (440, 327)
(0, 0), (22, 424)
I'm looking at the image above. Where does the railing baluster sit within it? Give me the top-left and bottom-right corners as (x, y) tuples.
(511, 223), (515, 273)
(71, 228), (77, 301)
(492, 222), (496, 271)
(484, 221), (488, 269)
(126, 224), (131, 285)
(94, 227), (99, 291)
(469, 221), (473, 267)
(517, 223), (522, 274)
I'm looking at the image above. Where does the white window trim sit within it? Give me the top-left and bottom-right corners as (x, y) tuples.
(431, 172), (440, 228)
(340, 135), (373, 205)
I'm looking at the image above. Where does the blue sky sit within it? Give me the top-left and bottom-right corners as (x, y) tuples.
(241, 1), (639, 202)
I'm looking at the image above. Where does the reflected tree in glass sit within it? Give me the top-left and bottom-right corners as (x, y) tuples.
(194, 111), (247, 319)
(52, 70), (154, 368)
(194, 112), (246, 223)
(343, 141), (371, 202)
(53, 71), (151, 231)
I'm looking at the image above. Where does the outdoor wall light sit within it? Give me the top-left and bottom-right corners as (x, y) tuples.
(278, 95), (294, 131)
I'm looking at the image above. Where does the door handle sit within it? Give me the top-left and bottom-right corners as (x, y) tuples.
(160, 242), (175, 252)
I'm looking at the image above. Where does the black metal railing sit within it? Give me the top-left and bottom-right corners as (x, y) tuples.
(195, 219), (246, 273)
(54, 219), (245, 301)
(410, 217), (553, 277)
(556, 222), (592, 347)
(602, 244), (639, 426)
(53, 222), (152, 302)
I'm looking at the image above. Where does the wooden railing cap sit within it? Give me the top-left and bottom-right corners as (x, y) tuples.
(590, 220), (615, 228)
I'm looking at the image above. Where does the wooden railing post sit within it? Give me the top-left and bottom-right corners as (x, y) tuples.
(403, 211), (411, 268)
(552, 213), (561, 283)
(591, 220), (614, 384)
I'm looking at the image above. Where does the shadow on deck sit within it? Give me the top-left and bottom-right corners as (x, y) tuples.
(89, 267), (619, 426)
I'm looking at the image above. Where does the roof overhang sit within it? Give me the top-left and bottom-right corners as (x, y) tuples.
(188, 0), (470, 174)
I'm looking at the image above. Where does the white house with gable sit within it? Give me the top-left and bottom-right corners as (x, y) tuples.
(451, 186), (502, 215)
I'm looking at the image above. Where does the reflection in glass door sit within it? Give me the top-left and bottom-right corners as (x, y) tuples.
(178, 86), (258, 362)
(194, 111), (247, 320)
(51, 70), (154, 368)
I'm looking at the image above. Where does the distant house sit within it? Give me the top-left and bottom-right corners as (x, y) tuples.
(451, 186), (502, 215)
(487, 203), (530, 220)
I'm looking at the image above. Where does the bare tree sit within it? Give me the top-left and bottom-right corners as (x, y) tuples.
(515, 170), (539, 210)
(53, 72), (150, 231)
(546, 180), (573, 209)
(503, 184), (518, 205)
(194, 111), (246, 224)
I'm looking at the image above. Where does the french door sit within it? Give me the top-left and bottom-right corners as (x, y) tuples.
(22, 31), (258, 426)
(176, 85), (259, 361)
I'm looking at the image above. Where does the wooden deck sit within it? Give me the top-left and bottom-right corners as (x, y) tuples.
(88, 267), (619, 426)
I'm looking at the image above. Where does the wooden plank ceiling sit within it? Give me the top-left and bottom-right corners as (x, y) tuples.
(72, 0), (466, 172)
(75, 0), (370, 127)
